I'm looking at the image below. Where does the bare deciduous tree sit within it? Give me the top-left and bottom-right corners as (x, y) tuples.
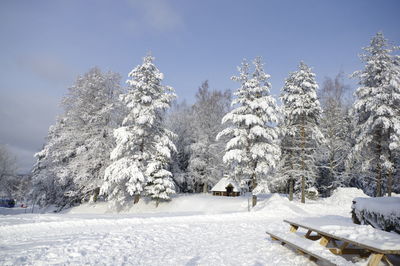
(0, 145), (18, 198)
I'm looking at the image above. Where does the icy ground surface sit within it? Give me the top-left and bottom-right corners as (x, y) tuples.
(0, 188), (390, 266)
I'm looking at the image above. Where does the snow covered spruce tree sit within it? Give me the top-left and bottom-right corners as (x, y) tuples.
(31, 68), (122, 208)
(217, 57), (280, 194)
(188, 81), (231, 193)
(101, 54), (176, 209)
(279, 62), (323, 203)
(350, 32), (400, 197)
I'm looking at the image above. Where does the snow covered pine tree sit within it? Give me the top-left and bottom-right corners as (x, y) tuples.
(101, 54), (176, 209)
(279, 62), (323, 203)
(350, 32), (400, 197)
(217, 57), (280, 198)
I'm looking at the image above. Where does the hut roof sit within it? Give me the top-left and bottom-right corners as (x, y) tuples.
(211, 178), (240, 192)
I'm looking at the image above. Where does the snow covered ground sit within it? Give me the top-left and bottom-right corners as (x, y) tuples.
(1, 188), (397, 265)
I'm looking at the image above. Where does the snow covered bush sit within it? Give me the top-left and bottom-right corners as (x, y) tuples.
(305, 187), (318, 200)
(352, 197), (400, 234)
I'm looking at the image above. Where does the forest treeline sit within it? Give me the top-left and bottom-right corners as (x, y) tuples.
(1, 32), (399, 210)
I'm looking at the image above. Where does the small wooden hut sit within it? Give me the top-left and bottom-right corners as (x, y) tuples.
(211, 178), (240, 197)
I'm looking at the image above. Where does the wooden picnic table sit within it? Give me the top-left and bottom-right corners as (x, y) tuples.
(283, 216), (400, 266)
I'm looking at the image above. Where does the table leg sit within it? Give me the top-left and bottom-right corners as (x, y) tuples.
(329, 241), (349, 255)
(319, 235), (331, 247)
(290, 225), (298, 233)
(367, 253), (383, 266)
(382, 254), (393, 266)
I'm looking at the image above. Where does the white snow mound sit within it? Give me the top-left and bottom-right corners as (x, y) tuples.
(65, 194), (249, 215)
(324, 187), (368, 207)
(254, 194), (309, 217)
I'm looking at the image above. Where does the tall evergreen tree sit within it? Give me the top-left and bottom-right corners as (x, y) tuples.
(101, 55), (176, 209)
(279, 62), (323, 203)
(217, 57), (280, 193)
(350, 32), (400, 196)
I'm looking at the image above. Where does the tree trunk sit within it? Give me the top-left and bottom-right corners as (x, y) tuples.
(289, 149), (294, 201)
(203, 183), (208, 193)
(251, 177), (257, 191)
(155, 198), (159, 207)
(301, 118), (306, 204)
(388, 168), (392, 197)
(251, 161), (258, 192)
(388, 148), (393, 197)
(301, 176), (305, 203)
(289, 179), (293, 201)
(134, 194), (140, 204)
(92, 187), (100, 202)
(329, 153), (335, 189)
(251, 171), (258, 206)
(376, 164), (382, 197)
(376, 131), (382, 197)
(252, 195), (257, 207)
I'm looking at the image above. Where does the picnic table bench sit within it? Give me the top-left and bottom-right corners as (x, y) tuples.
(266, 216), (400, 266)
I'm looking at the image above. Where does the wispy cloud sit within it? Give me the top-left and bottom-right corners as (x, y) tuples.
(126, 0), (184, 33)
(16, 54), (74, 84)
(0, 90), (60, 173)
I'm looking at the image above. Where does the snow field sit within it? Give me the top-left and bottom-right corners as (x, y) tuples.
(0, 189), (383, 265)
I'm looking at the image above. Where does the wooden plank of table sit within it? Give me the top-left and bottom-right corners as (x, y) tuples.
(284, 219), (400, 255)
(266, 231), (353, 266)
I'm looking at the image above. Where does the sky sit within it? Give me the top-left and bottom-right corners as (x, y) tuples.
(0, 0), (399, 173)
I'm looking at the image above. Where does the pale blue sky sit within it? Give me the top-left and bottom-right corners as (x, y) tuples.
(1, 0), (399, 172)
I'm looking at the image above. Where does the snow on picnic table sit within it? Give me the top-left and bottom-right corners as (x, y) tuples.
(0, 189), (374, 265)
(286, 216), (400, 251)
